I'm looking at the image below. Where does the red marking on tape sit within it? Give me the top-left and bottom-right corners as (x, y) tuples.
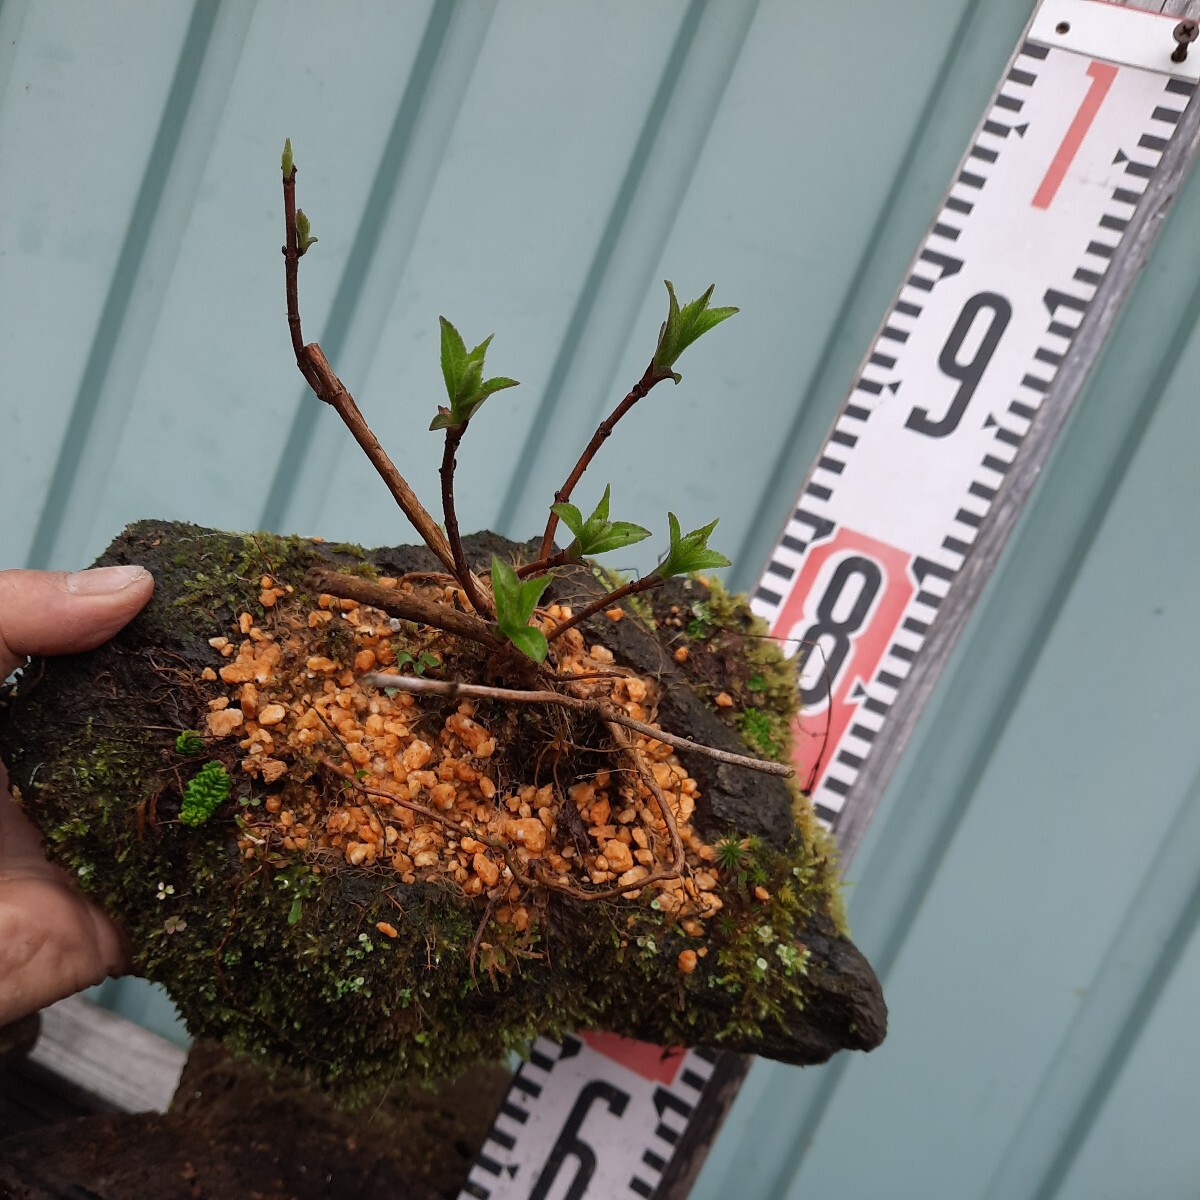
(579, 1032), (686, 1085)
(1032, 60), (1118, 209)
(772, 527), (914, 790)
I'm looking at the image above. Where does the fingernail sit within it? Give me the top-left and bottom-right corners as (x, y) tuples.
(65, 565), (150, 595)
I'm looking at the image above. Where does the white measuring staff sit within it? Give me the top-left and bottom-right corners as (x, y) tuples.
(460, 4), (1200, 1197)
(462, 1035), (719, 1200)
(753, 0), (1199, 858)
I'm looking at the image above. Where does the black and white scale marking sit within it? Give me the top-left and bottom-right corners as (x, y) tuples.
(460, 1036), (717, 1200)
(460, 7), (1200, 1199)
(751, 25), (1197, 828)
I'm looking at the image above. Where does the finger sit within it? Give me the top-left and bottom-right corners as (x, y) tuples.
(0, 566), (155, 678)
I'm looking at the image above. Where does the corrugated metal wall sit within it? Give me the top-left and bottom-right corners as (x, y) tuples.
(2, 2), (1196, 1195)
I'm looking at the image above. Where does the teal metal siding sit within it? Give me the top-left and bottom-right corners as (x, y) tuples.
(2, 2), (1197, 1194)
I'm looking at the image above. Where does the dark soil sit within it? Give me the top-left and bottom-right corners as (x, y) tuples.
(0, 1039), (510, 1199)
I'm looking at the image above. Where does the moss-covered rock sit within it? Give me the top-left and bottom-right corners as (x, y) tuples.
(0, 520), (885, 1096)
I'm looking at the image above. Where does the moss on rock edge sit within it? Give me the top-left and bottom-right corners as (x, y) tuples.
(0, 520), (884, 1096)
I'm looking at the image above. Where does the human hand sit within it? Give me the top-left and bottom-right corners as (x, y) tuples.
(0, 565), (154, 1025)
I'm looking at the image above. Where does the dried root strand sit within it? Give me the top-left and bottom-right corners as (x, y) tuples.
(361, 671), (793, 778)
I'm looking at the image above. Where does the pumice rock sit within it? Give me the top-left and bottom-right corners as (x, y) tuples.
(0, 520), (885, 1095)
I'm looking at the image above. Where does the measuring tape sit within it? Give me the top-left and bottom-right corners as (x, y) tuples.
(756, 0), (1198, 834)
(461, 1036), (719, 1199)
(460, 4), (1200, 1197)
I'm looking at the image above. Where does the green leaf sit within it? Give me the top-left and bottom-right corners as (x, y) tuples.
(439, 317), (471, 405)
(550, 501), (586, 542)
(491, 557), (550, 629)
(287, 896), (303, 925)
(491, 557), (552, 661)
(656, 512), (732, 578)
(281, 138), (294, 176)
(434, 318), (518, 429)
(651, 281), (738, 384)
(503, 624), (549, 663)
(295, 209), (317, 253)
(476, 376), (519, 400)
(551, 485), (651, 558)
(586, 520), (653, 556)
(490, 554), (519, 616)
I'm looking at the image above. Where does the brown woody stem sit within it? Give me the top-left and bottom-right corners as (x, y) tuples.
(536, 362), (665, 562)
(361, 672), (794, 777)
(546, 574), (663, 644)
(515, 547), (572, 580)
(306, 568), (505, 653)
(282, 163), (455, 575)
(439, 425), (490, 615)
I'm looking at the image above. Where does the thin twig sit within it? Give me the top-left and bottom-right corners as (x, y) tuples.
(306, 567), (506, 653)
(801, 639), (835, 794)
(546, 574), (663, 644)
(468, 890), (500, 982)
(600, 712), (685, 876)
(360, 672), (794, 778)
(439, 424), (490, 614)
(536, 362), (666, 562)
(282, 165), (306, 360)
(515, 547), (571, 580)
(282, 161), (455, 574)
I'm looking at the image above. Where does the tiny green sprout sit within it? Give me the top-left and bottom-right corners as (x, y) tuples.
(430, 318), (518, 430)
(281, 137), (294, 177)
(551, 484), (651, 558)
(657, 513), (731, 579)
(713, 836), (748, 873)
(295, 208), (317, 254)
(175, 730), (205, 755)
(395, 649), (441, 676)
(179, 761), (231, 827)
(651, 281), (739, 384)
(491, 556), (551, 662)
(775, 943), (809, 975)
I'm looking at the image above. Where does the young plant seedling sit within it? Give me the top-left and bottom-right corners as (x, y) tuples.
(0, 145), (887, 1101)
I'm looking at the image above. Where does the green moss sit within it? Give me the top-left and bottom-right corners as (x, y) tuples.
(169, 529), (323, 632)
(340, 560), (381, 580)
(180, 762), (231, 827)
(175, 730), (205, 755)
(736, 706), (786, 759)
(3, 524), (860, 1098)
(22, 685), (847, 1101)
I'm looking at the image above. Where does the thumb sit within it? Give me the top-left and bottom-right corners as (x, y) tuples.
(0, 566), (155, 678)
